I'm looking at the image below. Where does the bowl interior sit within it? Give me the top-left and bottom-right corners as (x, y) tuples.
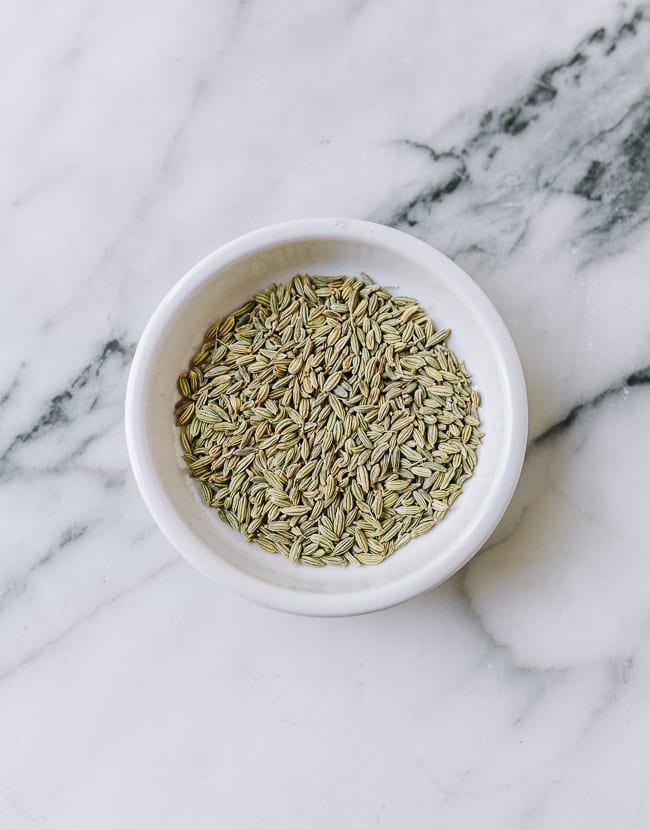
(131, 227), (523, 612)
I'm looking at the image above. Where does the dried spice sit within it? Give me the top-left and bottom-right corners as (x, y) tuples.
(174, 274), (482, 566)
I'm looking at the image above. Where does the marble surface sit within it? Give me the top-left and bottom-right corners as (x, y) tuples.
(2, 1), (650, 826)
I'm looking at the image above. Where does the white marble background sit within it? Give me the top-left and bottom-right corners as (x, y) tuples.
(2, 0), (650, 827)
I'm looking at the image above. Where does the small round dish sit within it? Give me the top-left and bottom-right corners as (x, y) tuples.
(125, 218), (527, 616)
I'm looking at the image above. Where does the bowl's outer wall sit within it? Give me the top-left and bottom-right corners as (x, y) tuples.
(125, 219), (528, 615)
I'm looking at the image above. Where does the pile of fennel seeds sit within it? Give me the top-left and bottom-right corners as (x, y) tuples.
(174, 273), (482, 567)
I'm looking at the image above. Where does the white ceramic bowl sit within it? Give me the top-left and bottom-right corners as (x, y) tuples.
(125, 218), (527, 616)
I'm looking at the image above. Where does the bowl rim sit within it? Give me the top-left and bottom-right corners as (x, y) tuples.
(125, 218), (528, 616)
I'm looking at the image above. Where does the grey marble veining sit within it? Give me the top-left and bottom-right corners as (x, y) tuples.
(2, 1), (650, 827)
